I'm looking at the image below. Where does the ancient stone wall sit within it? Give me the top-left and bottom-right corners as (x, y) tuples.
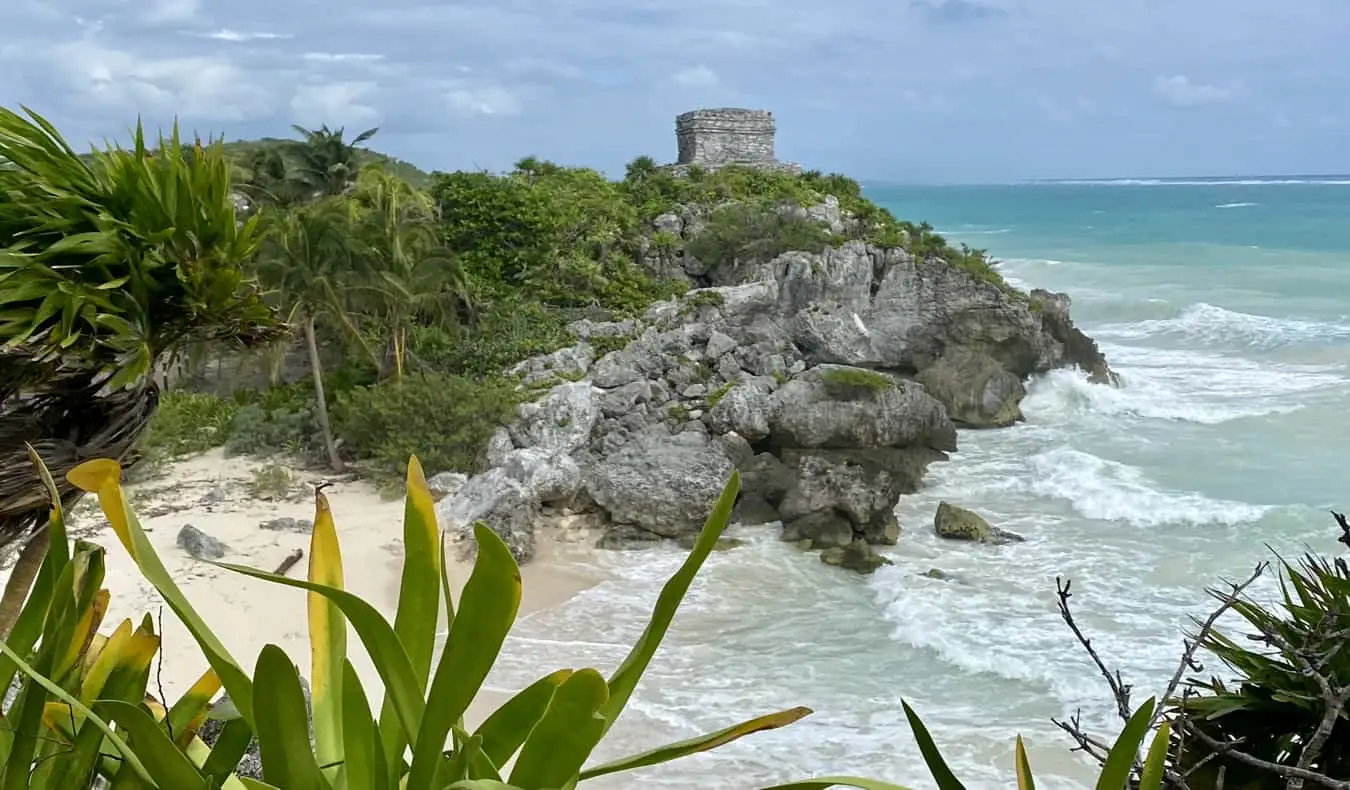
(676, 108), (777, 166)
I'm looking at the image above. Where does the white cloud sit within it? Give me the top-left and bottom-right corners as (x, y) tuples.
(447, 86), (521, 116)
(1153, 75), (1237, 107)
(196, 29), (292, 42)
(303, 52), (385, 64)
(143, 0), (201, 24)
(290, 81), (381, 126)
(672, 64), (719, 87)
(48, 40), (273, 120)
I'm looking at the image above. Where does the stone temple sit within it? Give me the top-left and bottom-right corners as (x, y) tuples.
(668, 108), (801, 174)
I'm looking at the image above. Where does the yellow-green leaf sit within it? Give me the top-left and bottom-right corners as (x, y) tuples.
(97, 699), (211, 790)
(377, 456), (442, 773)
(166, 668), (224, 748)
(394, 456), (441, 684)
(1138, 721), (1171, 790)
(253, 644), (329, 790)
(583, 471), (740, 766)
(579, 706), (812, 781)
(901, 700), (966, 790)
(341, 660), (389, 790)
(1096, 699), (1155, 790)
(407, 523), (521, 790)
(1014, 735), (1035, 790)
(508, 668), (609, 788)
(0, 640), (157, 787)
(475, 669), (572, 769)
(216, 562), (425, 743)
(67, 459), (256, 724)
(307, 489), (347, 778)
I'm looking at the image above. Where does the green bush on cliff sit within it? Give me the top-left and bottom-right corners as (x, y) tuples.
(333, 371), (520, 475)
(686, 203), (834, 270)
(820, 367), (896, 396)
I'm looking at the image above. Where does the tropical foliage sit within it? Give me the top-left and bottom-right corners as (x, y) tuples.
(1171, 551), (1350, 788)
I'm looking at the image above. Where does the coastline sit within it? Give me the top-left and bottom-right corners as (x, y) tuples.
(2, 449), (605, 713)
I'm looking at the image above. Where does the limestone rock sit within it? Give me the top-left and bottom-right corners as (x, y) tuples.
(427, 471), (469, 501)
(437, 468), (540, 562)
(769, 365), (956, 452)
(780, 510), (854, 549)
(820, 539), (893, 574)
(508, 342), (595, 387)
(704, 380), (773, 441)
(585, 432), (736, 542)
(510, 381), (601, 455)
(177, 525), (227, 560)
(916, 349), (1026, 428)
(933, 501), (1026, 545)
(777, 450), (911, 545)
(499, 448), (582, 505)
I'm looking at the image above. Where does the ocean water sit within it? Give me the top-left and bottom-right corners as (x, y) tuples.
(480, 177), (1350, 788)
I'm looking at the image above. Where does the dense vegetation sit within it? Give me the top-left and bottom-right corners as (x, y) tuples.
(148, 130), (1008, 483)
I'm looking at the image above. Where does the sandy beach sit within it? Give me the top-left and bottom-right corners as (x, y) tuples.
(2, 449), (606, 729)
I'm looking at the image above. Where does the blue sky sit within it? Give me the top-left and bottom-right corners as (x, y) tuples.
(1, 0), (1347, 182)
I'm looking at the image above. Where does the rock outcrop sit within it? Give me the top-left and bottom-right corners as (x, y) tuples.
(436, 197), (1113, 572)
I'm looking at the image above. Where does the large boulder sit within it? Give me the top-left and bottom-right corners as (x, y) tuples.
(704, 380), (773, 441)
(585, 432), (736, 542)
(437, 468), (540, 562)
(498, 447), (582, 505)
(777, 449), (923, 545)
(509, 381), (601, 455)
(769, 365), (956, 451)
(916, 349), (1026, 428)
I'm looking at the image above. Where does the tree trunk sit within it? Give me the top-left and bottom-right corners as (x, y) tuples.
(305, 315), (345, 473)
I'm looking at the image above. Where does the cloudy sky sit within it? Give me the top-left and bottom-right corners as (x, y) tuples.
(2, 0), (1347, 182)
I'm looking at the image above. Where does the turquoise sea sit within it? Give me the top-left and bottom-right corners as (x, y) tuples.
(483, 177), (1350, 788)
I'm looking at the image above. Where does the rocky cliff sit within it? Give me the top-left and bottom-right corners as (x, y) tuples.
(435, 197), (1115, 573)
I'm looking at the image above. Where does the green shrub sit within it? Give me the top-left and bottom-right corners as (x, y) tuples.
(686, 204), (833, 271)
(139, 391), (238, 457)
(224, 403), (317, 457)
(333, 372), (520, 476)
(706, 382), (734, 407)
(820, 367), (895, 397)
(246, 464), (295, 501)
(415, 307), (569, 379)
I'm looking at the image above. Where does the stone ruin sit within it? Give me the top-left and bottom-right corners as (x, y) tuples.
(667, 108), (801, 175)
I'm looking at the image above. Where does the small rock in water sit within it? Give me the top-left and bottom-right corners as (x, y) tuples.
(259, 517), (310, 533)
(820, 539), (893, 574)
(177, 525), (228, 560)
(921, 568), (955, 582)
(933, 501), (1024, 545)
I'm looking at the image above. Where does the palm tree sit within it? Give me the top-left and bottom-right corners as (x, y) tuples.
(0, 107), (285, 634)
(348, 168), (471, 379)
(288, 124), (378, 200)
(253, 199), (363, 471)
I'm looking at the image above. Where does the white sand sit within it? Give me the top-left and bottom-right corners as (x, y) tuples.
(5, 449), (604, 725)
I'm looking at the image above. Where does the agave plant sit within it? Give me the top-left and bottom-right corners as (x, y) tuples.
(0, 448), (233, 789)
(0, 106), (285, 633)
